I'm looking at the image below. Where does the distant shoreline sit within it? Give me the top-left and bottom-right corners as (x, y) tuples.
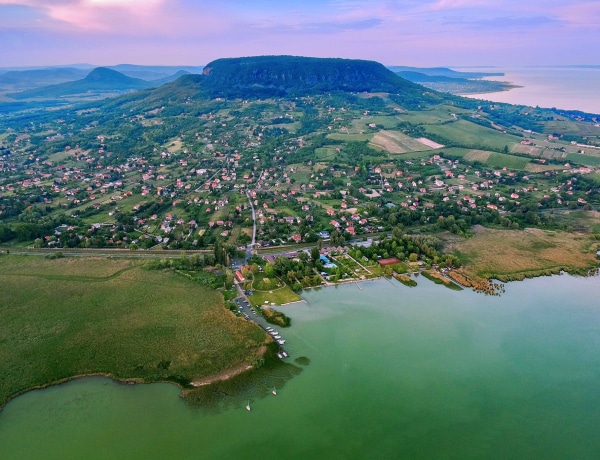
(456, 83), (523, 96)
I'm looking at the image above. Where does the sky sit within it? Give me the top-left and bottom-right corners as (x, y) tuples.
(0, 0), (599, 68)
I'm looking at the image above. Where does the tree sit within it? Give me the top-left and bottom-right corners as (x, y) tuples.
(392, 225), (404, 239)
(310, 246), (320, 262)
(264, 263), (275, 278)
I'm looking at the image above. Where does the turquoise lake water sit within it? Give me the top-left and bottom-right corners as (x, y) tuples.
(461, 66), (600, 115)
(1, 275), (600, 459)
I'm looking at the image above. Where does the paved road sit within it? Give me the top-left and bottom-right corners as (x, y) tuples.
(245, 190), (257, 262)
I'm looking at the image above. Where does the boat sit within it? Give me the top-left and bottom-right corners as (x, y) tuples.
(277, 352), (283, 359)
(272, 387), (277, 396)
(246, 400), (251, 411)
(273, 335), (281, 339)
(277, 339), (286, 345)
(282, 351), (288, 358)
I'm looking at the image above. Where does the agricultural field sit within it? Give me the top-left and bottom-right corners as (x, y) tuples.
(567, 152), (600, 167)
(443, 147), (531, 170)
(0, 255), (268, 407)
(397, 107), (456, 125)
(425, 119), (522, 151)
(369, 130), (435, 153)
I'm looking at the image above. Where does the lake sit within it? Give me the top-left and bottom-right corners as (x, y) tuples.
(1, 275), (600, 459)
(460, 66), (600, 115)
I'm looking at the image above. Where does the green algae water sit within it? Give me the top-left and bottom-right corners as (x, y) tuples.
(1, 275), (600, 459)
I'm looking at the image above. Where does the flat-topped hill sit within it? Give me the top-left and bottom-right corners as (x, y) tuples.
(198, 55), (430, 98)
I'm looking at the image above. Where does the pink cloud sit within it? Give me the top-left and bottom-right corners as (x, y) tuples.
(0, 0), (233, 37)
(556, 1), (600, 28)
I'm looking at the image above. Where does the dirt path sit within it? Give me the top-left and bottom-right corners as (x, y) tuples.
(188, 346), (268, 387)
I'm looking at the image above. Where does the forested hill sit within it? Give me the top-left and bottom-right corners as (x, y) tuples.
(198, 55), (439, 100)
(8, 67), (154, 100)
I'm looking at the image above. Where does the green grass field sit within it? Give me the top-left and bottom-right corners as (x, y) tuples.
(314, 147), (338, 161)
(484, 152), (530, 170)
(247, 272), (302, 306)
(443, 147), (531, 170)
(327, 132), (372, 142)
(248, 287), (302, 307)
(0, 256), (268, 407)
(566, 152), (600, 167)
(425, 119), (521, 151)
(398, 108), (455, 125)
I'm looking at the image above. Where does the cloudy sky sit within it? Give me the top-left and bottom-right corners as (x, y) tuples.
(1, 0), (598, 68)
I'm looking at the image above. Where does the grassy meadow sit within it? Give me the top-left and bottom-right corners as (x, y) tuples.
(0, 256), (268, 408)
(445, 226), (599, 282)
(247, 273), (302, 307)
(425, 119), (521, 151)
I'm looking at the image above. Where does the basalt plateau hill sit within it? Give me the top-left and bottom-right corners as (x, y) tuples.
(200, 56), (428, 96)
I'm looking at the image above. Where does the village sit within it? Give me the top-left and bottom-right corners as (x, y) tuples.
(1, 93), (599, 252)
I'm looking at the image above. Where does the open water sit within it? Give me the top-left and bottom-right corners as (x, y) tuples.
(1, 275), (600, 459)
(460, 66), (600, 115)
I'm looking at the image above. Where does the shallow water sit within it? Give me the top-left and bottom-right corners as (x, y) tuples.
(1, 275), (600, 459)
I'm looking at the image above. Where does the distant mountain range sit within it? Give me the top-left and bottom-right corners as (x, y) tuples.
(0, 68), (88, 91)
(0, 65), (203, 98)
(0, 58), (514, 106)
(4, 67), (192, 100)
(387, 66), (504, 79)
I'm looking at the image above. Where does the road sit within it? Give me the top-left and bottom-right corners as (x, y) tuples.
(0, 247), (212, 259)
(245, 190), (257, 263)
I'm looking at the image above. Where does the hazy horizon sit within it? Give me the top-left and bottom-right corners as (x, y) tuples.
(1, 1), (598, 68)
(2, 62), (600, 73)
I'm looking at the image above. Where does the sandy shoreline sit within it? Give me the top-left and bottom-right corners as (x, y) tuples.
(189, 362), (254, 387)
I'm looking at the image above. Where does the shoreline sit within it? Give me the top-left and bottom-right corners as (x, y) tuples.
(456, 83), (523, 96)
(189, 363), (253, 387)
(1, 347), (269, 413)
(290, 263), (600, 298)
(1, 372), (145, 414)
(3, 265), (598, 413)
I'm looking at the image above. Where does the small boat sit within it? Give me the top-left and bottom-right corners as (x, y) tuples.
(282, 351), (288, 358)
(272, 387), (277, 396)
(273, 335), (281, 339)
(277, 352), (283, 359)
(277, 339), (286, 345)
(246, 400), (251, 411)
